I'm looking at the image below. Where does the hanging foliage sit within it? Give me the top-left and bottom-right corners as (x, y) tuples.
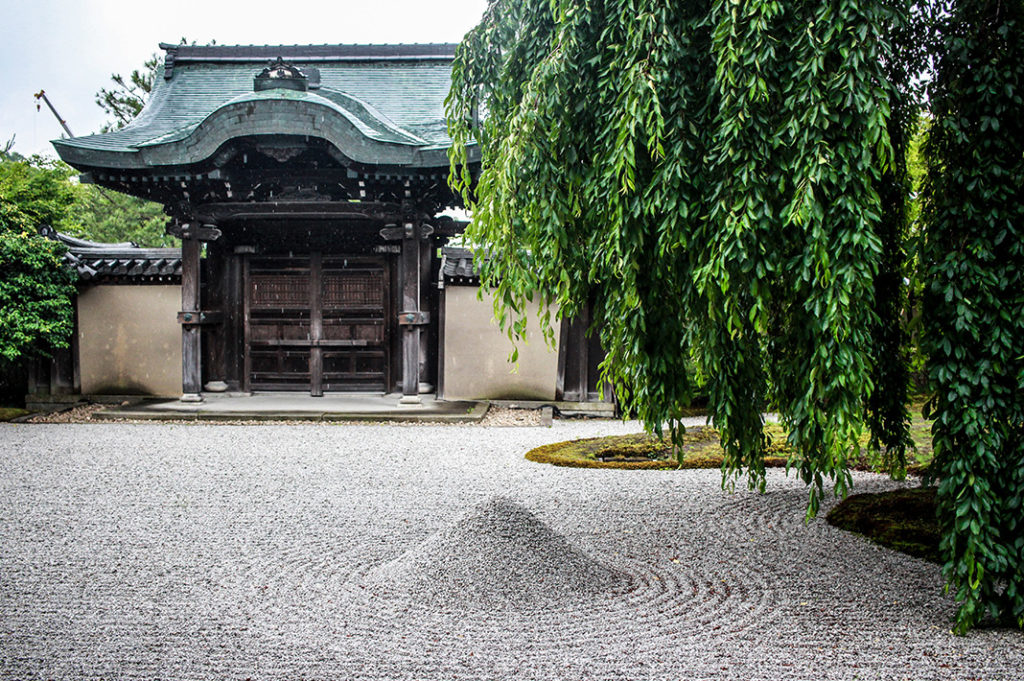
(447, 0), (910, 511)
(920, 0), (1024, 633)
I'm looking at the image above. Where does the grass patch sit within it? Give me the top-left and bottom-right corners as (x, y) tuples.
(826, 487), (940, 564)
(0, 407), (30, 422)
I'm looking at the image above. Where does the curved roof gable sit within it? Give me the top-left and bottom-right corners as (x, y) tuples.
(53, 43), (462, 170)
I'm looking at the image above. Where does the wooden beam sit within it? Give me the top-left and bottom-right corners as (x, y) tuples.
(195, 200), (416, 223)
(380, 223), (435, 241)
(176, 311), (223, 325)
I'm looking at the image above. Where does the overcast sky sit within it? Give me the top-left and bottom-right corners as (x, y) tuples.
(1, 0), (489, 158)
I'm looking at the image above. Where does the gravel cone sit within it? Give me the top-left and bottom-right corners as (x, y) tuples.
(361, 497), (626, 609)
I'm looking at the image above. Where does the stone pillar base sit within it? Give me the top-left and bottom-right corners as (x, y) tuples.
(180, 393), (204, 403)
(398, 395), (422, 406)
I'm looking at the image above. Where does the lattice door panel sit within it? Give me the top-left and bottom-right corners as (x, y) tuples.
(249, 273), (311, 309)
(323, 271), (384, 310)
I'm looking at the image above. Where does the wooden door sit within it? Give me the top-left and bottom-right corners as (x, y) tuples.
(556, 303), (614, 403)
(246, 254), (389, 394)
(319, 256), (389, 392)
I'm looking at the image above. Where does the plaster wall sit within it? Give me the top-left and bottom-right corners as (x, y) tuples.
(443, 286), (559, 401)
(78, 285), (182, 396)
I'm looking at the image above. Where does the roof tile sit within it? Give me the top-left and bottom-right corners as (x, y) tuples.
(55, 44), (460, 169)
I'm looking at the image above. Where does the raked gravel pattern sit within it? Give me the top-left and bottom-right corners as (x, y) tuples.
(1, 420), (1021, 680)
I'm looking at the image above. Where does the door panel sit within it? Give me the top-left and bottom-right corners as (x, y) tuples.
(247, 258), (311, 390)
(246, 255), (389, 393)
(320, 258), (388, 391)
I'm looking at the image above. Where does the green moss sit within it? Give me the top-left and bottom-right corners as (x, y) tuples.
(527, 406), (937, 474)
(526, 433), (683, 470)
(525, 427), (790, 470)
(0, 407), (29, 422)
(529, 402), (937, 474)
(826, 487), (940, 564)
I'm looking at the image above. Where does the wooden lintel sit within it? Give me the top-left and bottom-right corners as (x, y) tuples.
(194, 200), (405, 223)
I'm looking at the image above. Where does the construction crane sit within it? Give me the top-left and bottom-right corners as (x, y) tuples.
(34, 90), (74, 137)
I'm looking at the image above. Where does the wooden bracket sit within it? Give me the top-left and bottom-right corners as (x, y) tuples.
(398, 310), (431, 326)
(380, 223), (435, 241)
(167, 222), (222, 241)
(177, 310), (224, 326)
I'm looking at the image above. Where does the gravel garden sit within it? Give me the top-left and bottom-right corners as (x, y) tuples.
(1, 418), (1021, 679)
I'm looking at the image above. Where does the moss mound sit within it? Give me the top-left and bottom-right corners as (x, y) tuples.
(0, 407), (29, 422)
(525, 425), (791, 470)
(826, 487), (940, 564)
(527, 409), (934, 473)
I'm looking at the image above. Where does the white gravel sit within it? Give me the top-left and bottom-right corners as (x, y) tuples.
(0, 420), (1021, 680)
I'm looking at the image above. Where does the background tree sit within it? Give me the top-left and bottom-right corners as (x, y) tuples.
(0, 153), (77, 369)
(920, 0), (1024, 632)
(69, 186), (173, 247)
(0, 152), (78, 231)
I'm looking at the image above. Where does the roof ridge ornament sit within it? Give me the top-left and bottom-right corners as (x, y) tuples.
(254, 57), (308, 92)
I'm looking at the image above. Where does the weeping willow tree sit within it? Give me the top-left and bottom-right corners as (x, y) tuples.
(447, 0), (1021, 632)
(920, 0), (1024, 633)
(448, 0), (911, 498)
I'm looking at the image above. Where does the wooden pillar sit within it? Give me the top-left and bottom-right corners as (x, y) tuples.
(380, 219), (434, 404)
(71, 295), (81, 394)
(223, 250), (246, 391)
(310, 251), (323, 397)
(399, 221), (422, 405)
(419, 237), (434, 391)
(241, 253), (252, 393)
(180, 235), (203, 402)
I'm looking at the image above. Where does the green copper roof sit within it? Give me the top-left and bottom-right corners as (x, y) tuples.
(54, 44), (464, 170)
